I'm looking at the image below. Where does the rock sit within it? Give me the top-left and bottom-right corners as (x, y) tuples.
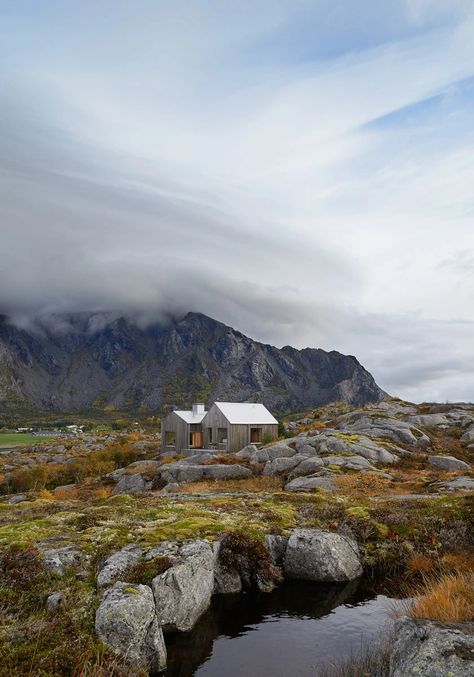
(249, 443), (296, 464)
(262, 455), (308, 476)
(428, 455), (470, 472)
(284, 529), (362, 582)
(285, 476), (336, 492)
(113, 473), (146, 495)
(408, 413), (450, 427)
(321, 454), (375, 471)
(287, 457), (324, 479)
(152, 540), (214, 632)
(389, 616), (474, 677)
(95, 582), (166, 673)
(8, 494), (27, 504)
(461, 425), (474, 442)
(97, 544), (143, 589)
(235, 444), (259, 460)
(38, 544), (84, 576)
(439, 476), (474, 492)
(51, 454), (69, 464)
(53, 483), (76, 494)
(160, 463), (252, 485)
(213, 541), (242, 594)
(45, 591), (65, 612)
(265, 534), (288, 567)
(335, 414), (430, 448)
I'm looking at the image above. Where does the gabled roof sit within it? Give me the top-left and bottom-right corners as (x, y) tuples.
(173, 410), (206, 424)
(214, 402), (278, 425)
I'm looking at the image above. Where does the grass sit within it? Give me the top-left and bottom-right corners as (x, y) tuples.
(318, 635), (393, 677)
(407, 571), (474, 622)
(0, 433), (57, 447)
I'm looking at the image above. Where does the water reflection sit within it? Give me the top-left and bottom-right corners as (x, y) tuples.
(164, 579), (402, 677)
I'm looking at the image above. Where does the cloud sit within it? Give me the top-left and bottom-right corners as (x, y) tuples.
(0, 1), (473, 402)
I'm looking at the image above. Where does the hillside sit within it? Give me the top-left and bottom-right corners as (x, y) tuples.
(0, 312), (386, 414)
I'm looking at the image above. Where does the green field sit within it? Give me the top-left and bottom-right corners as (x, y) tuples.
(0, 433), (56, 447)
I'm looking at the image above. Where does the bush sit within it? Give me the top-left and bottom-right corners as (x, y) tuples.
(408, 572), (474, 622)
(0, 545), (45, 590)
(218, 531), (281, 589)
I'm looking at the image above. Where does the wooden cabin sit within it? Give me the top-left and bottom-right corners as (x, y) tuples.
(201, 402), (278, 453)
(161, 403), (206, 453)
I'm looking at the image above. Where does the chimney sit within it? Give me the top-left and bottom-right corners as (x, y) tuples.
(192, 403), (205, 415)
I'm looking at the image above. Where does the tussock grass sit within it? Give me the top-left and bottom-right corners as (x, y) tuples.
(408, 572), (474, 623)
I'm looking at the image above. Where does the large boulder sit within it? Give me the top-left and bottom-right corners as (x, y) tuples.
(287, 457), (324, 479)
(97, 544), (143, 589)
(95, 582), (166, 673)
(389, 617), (474, 677)
(438, 476), (474, 492)
(160, 463), (252, 485)
(262, 454), (308, 476)
(235, 444), (259, 460)
(428, 455), (470, 472)
(113, 473), (147, 495)
(152, 540), (214, 632)
(284, 476), (336, 492)
(248, 443), (296, 464)
(284, 529), (362, 582)
(461, 425), (474, 442)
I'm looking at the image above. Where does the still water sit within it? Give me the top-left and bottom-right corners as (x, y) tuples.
(164, 579), (404, 677)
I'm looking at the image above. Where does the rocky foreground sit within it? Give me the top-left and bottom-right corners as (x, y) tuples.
(0, 397), (473, 675)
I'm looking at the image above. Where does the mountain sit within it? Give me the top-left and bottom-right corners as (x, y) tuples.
(0, 312), (386, 414)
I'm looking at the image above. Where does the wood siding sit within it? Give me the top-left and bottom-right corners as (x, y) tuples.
(201, 404), (278, 453)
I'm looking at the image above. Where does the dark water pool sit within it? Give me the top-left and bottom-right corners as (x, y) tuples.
(164, 579), (405, 677)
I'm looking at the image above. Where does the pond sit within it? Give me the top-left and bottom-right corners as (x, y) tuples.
(164, 579), (406, 676)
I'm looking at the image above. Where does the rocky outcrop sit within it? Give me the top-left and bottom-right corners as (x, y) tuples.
(284, 529), (362, 581)
(389, 617), (474, 677)
(152, 540), (214, 632)
(95, 582), (167, 674)
(335, 414), (430, 448)
(159, 462), (252, 485)
(213, 540), (243, 594)
(428, 455), (470, 472)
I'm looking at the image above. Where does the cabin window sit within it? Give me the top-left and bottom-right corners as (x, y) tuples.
(217, 428), (227, 443)
(250, 427), (262, 443)
(208, 427), (213, 443)
(165, 431), (176, 447)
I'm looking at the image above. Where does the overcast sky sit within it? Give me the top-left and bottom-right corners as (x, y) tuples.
(1, 0), (473, 402)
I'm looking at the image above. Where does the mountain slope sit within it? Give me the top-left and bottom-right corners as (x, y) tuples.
(0, 312), (386, 414)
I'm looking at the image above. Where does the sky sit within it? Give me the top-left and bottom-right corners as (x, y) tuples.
(0, 0), (473, 402)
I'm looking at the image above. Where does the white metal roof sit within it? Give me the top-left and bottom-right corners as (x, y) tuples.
(214, 402), (278, 425)
(173, 410), (207, 424)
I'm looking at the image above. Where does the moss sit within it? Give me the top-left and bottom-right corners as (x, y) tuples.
(122, 586), (140, 594)
(346, 506), (370, 520)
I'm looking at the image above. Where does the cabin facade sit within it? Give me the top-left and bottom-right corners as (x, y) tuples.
(201, 402), (278, 453)
(161, 401), (278, 453)
(161, 404), (206, 453)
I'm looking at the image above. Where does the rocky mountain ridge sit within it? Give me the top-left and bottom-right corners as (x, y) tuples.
(0, 311), (386, 414)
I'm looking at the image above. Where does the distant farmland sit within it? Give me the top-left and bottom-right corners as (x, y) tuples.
(0, 433), (56, 447)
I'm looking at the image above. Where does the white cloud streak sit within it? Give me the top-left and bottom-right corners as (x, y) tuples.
(0, 1), (473, 401)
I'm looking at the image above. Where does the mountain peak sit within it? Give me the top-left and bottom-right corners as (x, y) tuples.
(0, 311), (386, 414)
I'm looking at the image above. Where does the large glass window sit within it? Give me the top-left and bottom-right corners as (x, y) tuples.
(217, 428), (227, 443)
(165, 431), (176, 446)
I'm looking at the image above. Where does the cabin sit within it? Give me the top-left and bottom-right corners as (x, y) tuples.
(161, 403), (207, 453)
(161, 401), (278, 453)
